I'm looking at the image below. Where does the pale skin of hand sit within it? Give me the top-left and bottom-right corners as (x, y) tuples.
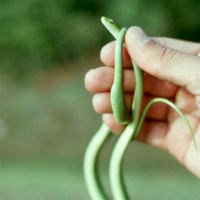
(85, 26), (200, 179)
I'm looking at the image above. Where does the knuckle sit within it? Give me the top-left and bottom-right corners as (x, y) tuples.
(159, 46), (182, 67)
(154, 44), (184, 78)
(160, 46), (182, 66)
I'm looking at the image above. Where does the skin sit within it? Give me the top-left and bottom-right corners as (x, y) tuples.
(85, 26), (200, 179)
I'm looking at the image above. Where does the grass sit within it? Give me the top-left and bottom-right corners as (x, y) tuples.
(0, 67), (99, 158)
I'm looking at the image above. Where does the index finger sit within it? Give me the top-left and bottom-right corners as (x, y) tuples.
(100, 38), (200, 67)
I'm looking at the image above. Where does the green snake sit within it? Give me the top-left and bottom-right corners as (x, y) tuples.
(83, 16), (197, 200)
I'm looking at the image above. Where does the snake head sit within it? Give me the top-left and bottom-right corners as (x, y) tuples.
(101, 16), (114, 24)
(101, 16), (121, 39)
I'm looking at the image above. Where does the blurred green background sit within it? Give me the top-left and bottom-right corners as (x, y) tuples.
(0, 0), (200, 199)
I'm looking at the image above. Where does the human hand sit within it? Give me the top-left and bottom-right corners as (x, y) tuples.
(84, 27), (200, 178)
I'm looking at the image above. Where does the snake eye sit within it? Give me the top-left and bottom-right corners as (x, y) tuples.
(109, 19), (114, 24)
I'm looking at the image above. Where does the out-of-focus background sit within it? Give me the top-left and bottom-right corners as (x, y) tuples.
(0, 0), (200, 199)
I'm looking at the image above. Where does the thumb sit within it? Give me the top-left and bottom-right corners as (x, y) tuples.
(125, 26), (200, 90)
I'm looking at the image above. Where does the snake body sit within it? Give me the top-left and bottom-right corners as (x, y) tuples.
(84, 17), (196, 200)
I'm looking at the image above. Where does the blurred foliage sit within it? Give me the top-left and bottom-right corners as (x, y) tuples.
(0, 68), (97, 158)
(0, 0), (200, 76)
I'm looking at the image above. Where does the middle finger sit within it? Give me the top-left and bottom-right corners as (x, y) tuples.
(85, 66), (177, 98)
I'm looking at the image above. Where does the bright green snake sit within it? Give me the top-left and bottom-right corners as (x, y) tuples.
(83, 17), (197, 200)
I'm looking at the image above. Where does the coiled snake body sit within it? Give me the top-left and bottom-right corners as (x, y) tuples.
(84, 17), (196, 200)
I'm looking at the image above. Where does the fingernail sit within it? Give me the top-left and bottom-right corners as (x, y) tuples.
(130, 26), (150, 46)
